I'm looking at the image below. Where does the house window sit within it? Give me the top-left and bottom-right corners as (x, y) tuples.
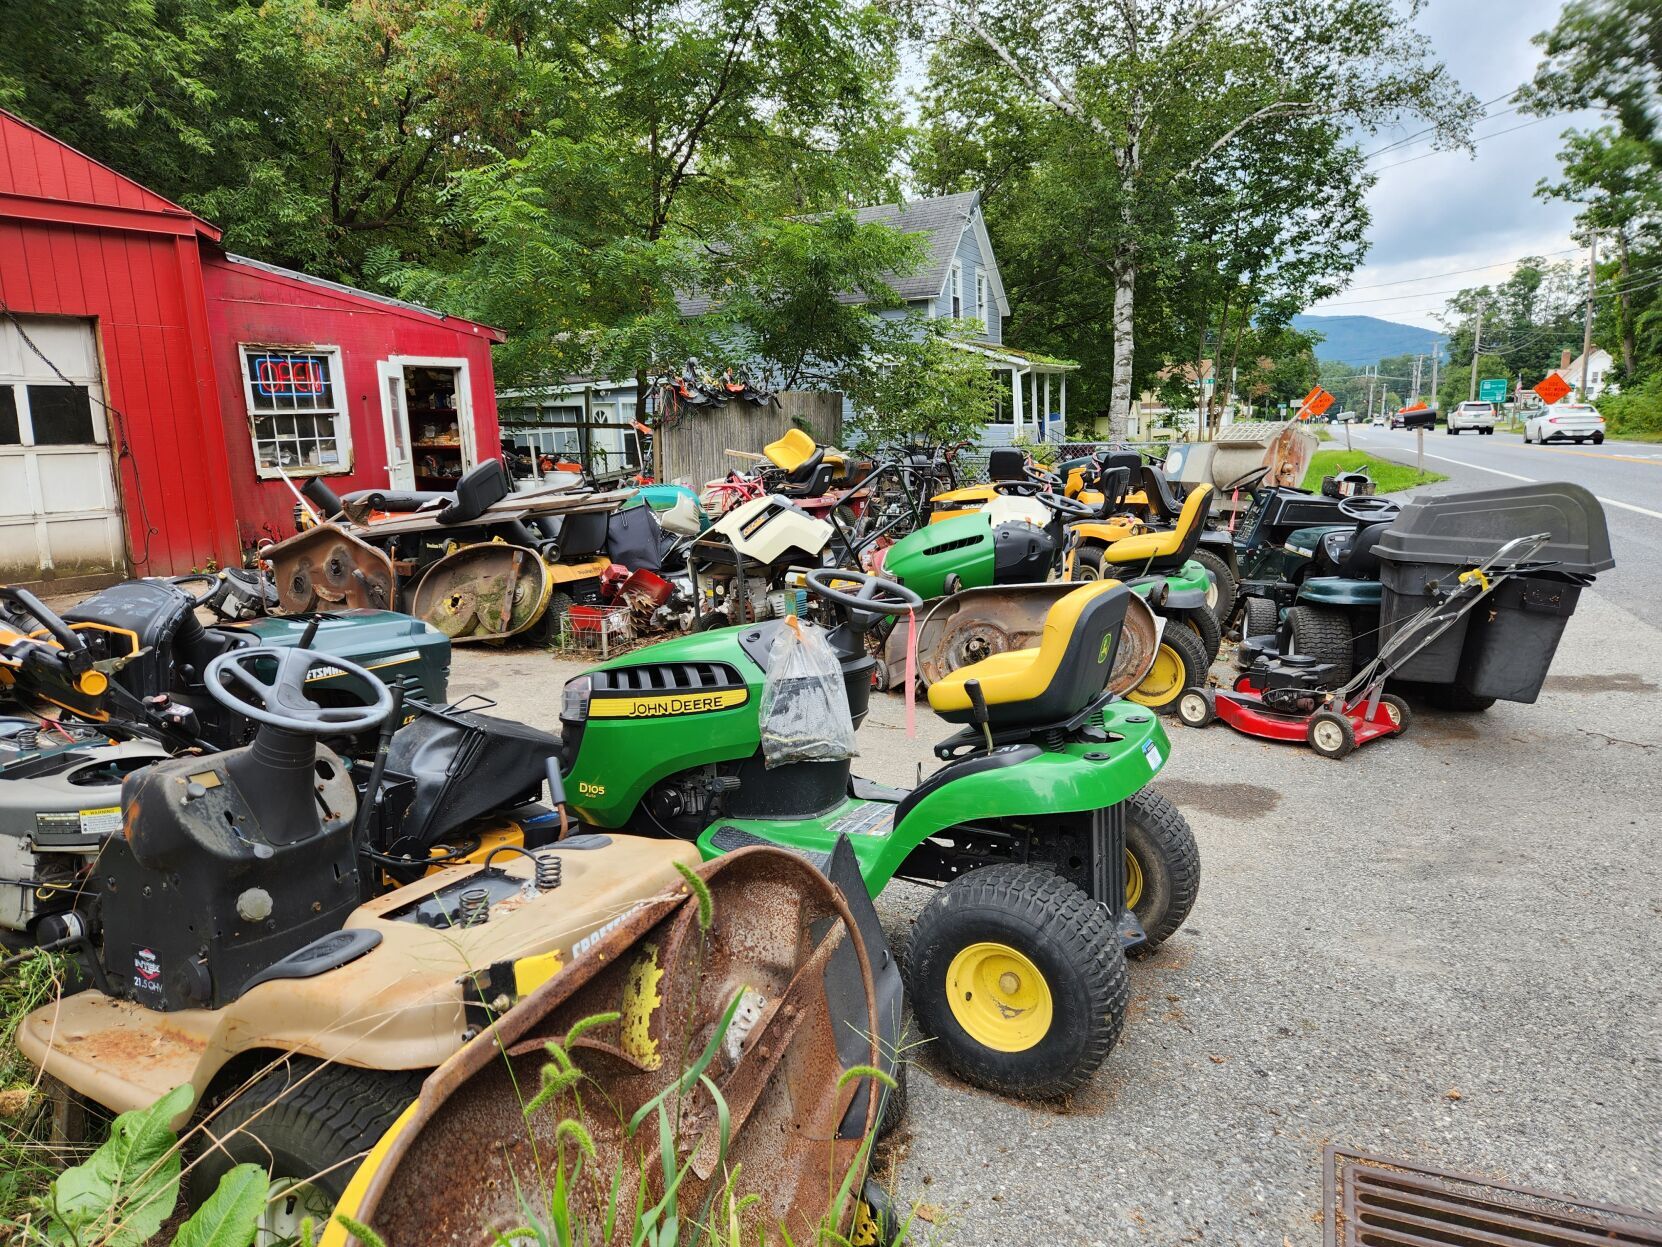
(240, 346), (351, 477)
(975, 270), (989, 327)
(950, 261), (963, 318)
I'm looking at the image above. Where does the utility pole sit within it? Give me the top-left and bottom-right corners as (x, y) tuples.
(1411, 354), (1424, 405)
(1366, 365), (1377, 421)
(1579, 233), (1598, 399)
(1430, 344), (1440, 410)
(1468, 301), (1485, 401)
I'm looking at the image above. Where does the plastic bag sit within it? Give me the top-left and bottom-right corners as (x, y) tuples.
(758, 616), (857, 768)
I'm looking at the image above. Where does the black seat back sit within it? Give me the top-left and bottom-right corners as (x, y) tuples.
(987, 448), (1026, 481)
(438, 459), (512, 524)
(1140, 465), (1186, 521)
(1096, 465), (1133, 511)
(1342, 521), (1391, 579)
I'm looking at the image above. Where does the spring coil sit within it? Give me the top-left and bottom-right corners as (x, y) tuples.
(458, 887), (490, 927)
(15, 727), (37, 752)
(534, 852), (562, 892)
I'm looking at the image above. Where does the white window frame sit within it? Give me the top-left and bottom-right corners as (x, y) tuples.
(949, 260), (963, 318)
(238, 344), (353, 479)
(975, 269), (988, 327)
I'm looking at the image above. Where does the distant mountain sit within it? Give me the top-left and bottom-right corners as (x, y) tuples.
(1292, 314), (1447, 366)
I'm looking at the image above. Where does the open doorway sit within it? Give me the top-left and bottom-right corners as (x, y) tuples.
(377, 357), (476, 491)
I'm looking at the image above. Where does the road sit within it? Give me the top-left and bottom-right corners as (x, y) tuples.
(1343, 424), (1662, 605)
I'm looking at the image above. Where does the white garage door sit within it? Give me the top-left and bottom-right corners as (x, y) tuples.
(0, 316), (126, 585)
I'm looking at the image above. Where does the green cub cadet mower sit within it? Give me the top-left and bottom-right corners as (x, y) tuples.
(560, 568), (1201, 1098)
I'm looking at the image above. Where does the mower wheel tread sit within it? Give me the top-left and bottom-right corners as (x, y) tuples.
(906, 863), (1127, 1100)
(1074, 544), (1106, 580)
(1125, 788), (1202, 951)
(1283, 605), (1354, 685)
(1183, 605), (1223, 666)
(190, 1058), (425, 1207)
(1190, 549), (1238, 620)
(1242, 596), (1279, 642)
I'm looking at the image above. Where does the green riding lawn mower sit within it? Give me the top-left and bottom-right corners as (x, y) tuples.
(558, 567), (1201, 1098)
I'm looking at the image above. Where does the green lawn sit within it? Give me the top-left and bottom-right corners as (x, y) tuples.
(1300, 449), (1447, 493)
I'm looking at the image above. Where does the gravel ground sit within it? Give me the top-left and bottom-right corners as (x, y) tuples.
(450, 582), (1662, 1244)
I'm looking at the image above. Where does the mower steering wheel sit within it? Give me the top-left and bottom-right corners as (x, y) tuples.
(1337, 495), (1400, 523)
(204, 646), (395, 735)
(1221, 465), (1271, 493)
(1025, 464), (1063, 488)
(997, 481), (1096, 518)
(805, 567), (923, 628)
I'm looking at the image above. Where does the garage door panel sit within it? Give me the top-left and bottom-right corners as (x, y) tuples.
(45, 516), (123, 574)
(36, 450), (116, 513)
(0, 458), (33, 518)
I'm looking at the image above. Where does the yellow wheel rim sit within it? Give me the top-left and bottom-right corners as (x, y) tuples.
(1125, 847), (1144, 910)
(945, 942), (1053, 1053)
(1129, 644), (1184, 706)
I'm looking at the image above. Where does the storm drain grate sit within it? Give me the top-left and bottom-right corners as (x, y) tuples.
(1325, 1147), (1662, 1247)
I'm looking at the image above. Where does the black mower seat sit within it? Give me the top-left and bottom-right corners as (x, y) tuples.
(1140, 465), (1187, 521)
(1341, 520), (1392, 579)
(1101, 483), (1212, 570)
(987, 447), (1027, 481)
(929, 581), (1129, 731)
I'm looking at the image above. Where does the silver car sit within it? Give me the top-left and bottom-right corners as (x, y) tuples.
(1525, 403), (1606, 445)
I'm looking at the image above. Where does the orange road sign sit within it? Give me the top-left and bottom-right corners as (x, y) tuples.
(1534, 373), (1572, 405)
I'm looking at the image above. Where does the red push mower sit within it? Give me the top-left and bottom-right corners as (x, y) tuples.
(1175, 533), (1553, 759)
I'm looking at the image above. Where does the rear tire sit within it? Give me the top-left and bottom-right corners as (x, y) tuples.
(1242, 596), (1279, 641)
(1128, 619), (1210, 714)
(1190, 548), (1238, 620)
(1281, 605), (1354, 685)
(1593, 433), (1605, 444)
(1124, 789), (1201, 951)
(905, 864), (1127, 1099)
(1379, 692), (1412, 735)
(190, 1059), (424, 1221)
(1176, 687), (1215, 727)
(1306, 709), (1356, 759)
(1074, 544), (1105, 580)
(1182, 604), (1222, 666)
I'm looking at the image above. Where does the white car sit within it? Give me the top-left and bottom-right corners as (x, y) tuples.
(1447, 400), (1498, 435)
(1370, 415), (1384, 427)
(1525, 403), (1606, 445)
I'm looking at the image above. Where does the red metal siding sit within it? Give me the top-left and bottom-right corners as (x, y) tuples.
(201, 255), (502, 547)
(0, 215), (242, 576)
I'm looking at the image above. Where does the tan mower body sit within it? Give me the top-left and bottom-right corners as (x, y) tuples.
(17, 835), (700, 1121)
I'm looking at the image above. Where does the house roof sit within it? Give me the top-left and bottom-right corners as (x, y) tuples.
(677, 191), (1010, 319)
(215, 252), (505, 341)
(0, 108), (220, 239)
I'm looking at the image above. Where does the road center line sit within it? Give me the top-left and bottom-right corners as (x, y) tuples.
(1351, 435), (1662, 522)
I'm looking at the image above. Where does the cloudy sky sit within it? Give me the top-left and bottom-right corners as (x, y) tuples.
(1304, 0), (1602, 332)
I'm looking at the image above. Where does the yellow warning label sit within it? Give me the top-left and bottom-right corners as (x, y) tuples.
(588, 688), (748, 719)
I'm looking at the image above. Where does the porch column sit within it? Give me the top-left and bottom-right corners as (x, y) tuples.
(1011, 367), (1024, 435)
(1043, 372), (1052, 439)
(1030, 370), (1039, 436)
(1060, 373), (1067, 431)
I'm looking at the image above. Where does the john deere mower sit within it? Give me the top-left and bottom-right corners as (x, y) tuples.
(12, 644), (904, 1242)
(558, 567), (1201, 1098)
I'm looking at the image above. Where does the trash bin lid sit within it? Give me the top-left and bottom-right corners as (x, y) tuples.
(1373, 482), (1614, 575)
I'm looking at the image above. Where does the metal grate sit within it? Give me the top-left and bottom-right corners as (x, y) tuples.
(1326, 1147), (1662, 1247)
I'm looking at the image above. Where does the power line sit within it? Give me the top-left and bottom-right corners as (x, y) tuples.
(1361, 90), (1519, 162)
(1333, 247), (1582, 293)
(1371, 116), (1555, 173)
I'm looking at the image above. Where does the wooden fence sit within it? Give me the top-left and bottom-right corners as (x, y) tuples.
(656, 391), (843, 489)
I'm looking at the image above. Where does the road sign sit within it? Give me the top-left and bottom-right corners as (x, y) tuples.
(1294, 386), (1335, 419)
(1478, 377), (1509, 403)
(1534, 373), (1572, 405)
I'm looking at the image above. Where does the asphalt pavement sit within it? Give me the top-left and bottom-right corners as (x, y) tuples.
(454, 575), (1662, 1245)
(1343, 424), (1662, 605)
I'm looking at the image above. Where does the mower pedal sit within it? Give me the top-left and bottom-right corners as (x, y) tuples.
(708, 825), (831, 872)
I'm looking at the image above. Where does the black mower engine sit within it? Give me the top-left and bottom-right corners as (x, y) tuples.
(1246, 653), (1336, 714)
(96, 647), (393, 1012)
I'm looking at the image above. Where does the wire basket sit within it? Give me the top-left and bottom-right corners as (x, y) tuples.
(556, 602), (633, 658)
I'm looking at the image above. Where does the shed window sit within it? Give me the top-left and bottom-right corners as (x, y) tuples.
(27, 385), (96, 444)
(240, 346), (350, 476)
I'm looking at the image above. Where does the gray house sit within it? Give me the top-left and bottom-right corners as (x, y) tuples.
(498, 192), (1075, 475)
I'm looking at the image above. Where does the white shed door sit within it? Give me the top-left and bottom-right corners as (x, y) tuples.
(0, 317), (125, 584)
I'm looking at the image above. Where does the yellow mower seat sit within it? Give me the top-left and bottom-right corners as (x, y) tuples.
(929, 581), (1129, 730)
(1101, 483), (1212, 566)
(764, 428), (816, 472)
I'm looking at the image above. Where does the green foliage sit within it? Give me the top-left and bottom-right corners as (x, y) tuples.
(844, 322), (1004, 452)
(13, 1085), (268, 1247)
(1300, 450), (1446, 494)
(1597, 373), (1662, 438)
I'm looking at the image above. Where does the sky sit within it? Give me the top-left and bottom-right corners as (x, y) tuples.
(1303, 0), (1602, 333)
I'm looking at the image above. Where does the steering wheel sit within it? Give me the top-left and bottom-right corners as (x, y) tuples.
(994, 480), (1096, 518)
(204, 647), (395, 734)
(1337, 496), (1401, 523)
(805, 567), (923, 628)
(1025, 464), (1063, 489)
(1221, 465), (1271, 494)
(168, 573), (221, 606)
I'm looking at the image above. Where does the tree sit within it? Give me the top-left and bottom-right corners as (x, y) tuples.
(908, 0), (1477, 437)
(842, 322), (1004, 453)
(1522, 0), (1662, 164)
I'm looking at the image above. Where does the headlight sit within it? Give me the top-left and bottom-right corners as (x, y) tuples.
(561, 675), (592, 722)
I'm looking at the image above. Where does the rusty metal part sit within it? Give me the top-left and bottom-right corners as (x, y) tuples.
(342, 847), (882, 1247)
(889, 583), (1159, 694)
(1325, 1146), (1662, 1247)
(408, 544), (554, 644)
(264, 524), (397, 613)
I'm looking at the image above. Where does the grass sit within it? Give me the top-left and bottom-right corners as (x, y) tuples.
(1300, 449), (1447, 494)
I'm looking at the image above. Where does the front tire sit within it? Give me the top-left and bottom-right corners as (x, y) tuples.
(1306, 709), (1356, 759)
(190, 1059), (424, 1225)
(1181, 604), (1222, 665)
(1128, 619), (1210, 715)
(1281, 605), (1354, 684)
(906, 864), (1128, 1099)
(1176, 687), (1215, 728)
(1074, 544), (1106, 580)
(1242, 596), (1279, 641)
(1124, 789), (1201, 951)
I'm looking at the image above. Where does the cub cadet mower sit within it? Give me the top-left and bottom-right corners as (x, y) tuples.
(560, 568), (1201, 1099)
(13, 646), (903, 1240)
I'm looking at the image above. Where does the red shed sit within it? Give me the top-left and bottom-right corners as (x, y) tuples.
(0, 108), (503, 586)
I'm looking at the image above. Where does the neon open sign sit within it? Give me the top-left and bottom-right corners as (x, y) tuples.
(252, 354), (328, 398)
